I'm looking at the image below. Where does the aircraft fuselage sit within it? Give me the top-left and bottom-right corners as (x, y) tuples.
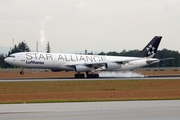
(5, 52), (158, 71)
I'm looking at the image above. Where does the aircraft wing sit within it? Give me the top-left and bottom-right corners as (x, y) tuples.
(66, 58), (141, 71)
(67, 59), (138, 66)
(67, 61), (106, 68)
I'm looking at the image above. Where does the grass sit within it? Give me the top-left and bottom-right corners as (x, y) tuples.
(0, 79), (180, 104)
(1, 79), (180, 93)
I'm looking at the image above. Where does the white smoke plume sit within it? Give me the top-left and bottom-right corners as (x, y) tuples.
(39, 16), (50, 46)
(99, 71), (144, 77)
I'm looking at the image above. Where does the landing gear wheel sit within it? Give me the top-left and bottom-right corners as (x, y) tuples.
(74, 74), (85, 78)
(19, 67), (24, 75)
(87, 74), (99, 78)
(75, 74), (79, 78)
(20, 71), (24, 75)
(80, 74), (85, 78)
(94, 74), (99, 78)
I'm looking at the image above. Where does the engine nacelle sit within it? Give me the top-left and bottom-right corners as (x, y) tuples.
(105, 63), (122, 69)
(74, 65), (91, 72)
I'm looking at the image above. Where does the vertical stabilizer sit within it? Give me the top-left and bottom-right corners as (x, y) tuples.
(136, 36), (162, 58)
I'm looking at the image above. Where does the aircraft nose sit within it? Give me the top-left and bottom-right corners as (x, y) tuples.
(4, 57), (8, 63)
(4, 57), (10, 63)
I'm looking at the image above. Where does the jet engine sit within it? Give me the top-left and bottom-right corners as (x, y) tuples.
(105, 63), (122, 69)
(74, 65), (91, 72)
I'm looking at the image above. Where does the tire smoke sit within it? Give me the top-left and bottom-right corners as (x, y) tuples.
(99, 71), (144, 77)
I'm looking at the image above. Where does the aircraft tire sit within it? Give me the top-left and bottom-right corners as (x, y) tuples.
(86, 74), (90, 78)
(75, 74), (79, 78)
(87, 74), (99, 78)
(95, 74), (99, 78)
(75, 74), (85, 78)
(80, 74), (85, 78)
(20, 71), (24, 75)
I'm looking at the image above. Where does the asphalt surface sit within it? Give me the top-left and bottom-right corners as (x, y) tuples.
(0, 76), (180, 82)
(0, 100), (180, 120)
(1, 76), (180, 119)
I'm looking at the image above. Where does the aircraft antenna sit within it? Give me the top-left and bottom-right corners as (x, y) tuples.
(36, 41), (38, 52)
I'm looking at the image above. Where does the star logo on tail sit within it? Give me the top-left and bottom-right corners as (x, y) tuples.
(146, 44), (156, 55)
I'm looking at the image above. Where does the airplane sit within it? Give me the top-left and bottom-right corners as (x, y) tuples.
(5, 36), (163, 78)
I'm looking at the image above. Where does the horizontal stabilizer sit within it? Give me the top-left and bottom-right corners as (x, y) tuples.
(159, 58), (174, 61)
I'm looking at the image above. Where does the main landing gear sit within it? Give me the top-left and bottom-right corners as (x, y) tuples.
(74, 73), (85, 78)
(20, 67), (24, 75)
(74, 72), (99, 78)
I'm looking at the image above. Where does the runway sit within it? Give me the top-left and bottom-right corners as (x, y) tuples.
(0, 76), (180, 82)
(1, 77), (180, 119)
(0, 100), (180, 120)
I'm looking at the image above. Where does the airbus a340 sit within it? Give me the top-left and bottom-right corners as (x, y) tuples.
(5, 36), (163, 78)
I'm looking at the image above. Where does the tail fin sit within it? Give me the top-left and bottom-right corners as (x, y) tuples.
(136, 36), (162, 58)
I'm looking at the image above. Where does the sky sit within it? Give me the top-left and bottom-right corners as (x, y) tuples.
(0, 0), (180, 54)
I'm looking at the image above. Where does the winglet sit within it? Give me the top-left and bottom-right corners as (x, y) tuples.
(136, 36), (162, 58)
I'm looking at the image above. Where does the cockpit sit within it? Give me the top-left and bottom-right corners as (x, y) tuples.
(4, 54), (16, 64)
(8, 55), (16, 58)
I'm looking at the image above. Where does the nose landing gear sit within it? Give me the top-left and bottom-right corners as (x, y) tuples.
(20, 71), (24, 75)
(20, 67), (24, 75)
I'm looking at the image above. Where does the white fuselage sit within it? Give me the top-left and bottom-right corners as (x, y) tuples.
(4, 52), (159, 71)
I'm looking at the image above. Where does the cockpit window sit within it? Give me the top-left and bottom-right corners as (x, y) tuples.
(9, 55), (15, 58)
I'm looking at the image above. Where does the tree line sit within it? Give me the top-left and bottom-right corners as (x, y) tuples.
(0, 41), (179, 68)
(98, 49), (180, 67)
